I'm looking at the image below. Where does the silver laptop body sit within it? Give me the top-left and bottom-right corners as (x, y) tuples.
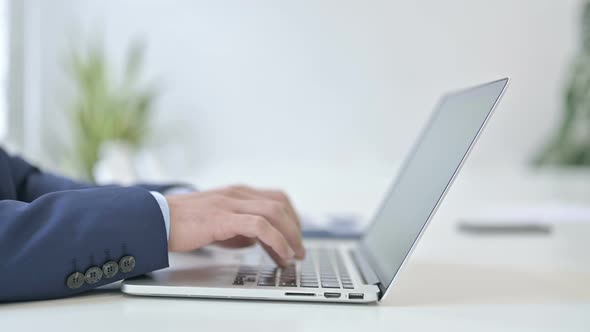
(122, 78), (509, 303)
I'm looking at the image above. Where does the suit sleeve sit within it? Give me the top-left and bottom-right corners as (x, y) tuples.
(0, 186), (169, 302)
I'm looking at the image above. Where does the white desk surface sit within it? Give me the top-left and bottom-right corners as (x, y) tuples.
(2, 165), (590, 331)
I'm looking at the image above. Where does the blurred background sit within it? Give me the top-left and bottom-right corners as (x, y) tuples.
(0, 0), (589, 237)
(2, 1), (590, 313)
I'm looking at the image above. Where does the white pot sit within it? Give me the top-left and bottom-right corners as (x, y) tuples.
(93, 141), (138, 185)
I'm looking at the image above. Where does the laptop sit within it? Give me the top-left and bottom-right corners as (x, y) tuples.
(122, 78), (510, 303)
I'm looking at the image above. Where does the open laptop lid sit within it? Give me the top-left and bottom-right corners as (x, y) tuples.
(359, 78), (509, 300)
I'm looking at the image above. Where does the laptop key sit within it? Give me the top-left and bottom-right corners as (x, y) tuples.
(234, 248), (354, 291)
(321, 282), (340, 289)
(257, 277), (276, 286)
(280, 280), (297, 285)
(301, 284), (319, 288)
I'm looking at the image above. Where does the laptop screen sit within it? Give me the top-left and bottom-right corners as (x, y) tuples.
(360, 78), (508, 294)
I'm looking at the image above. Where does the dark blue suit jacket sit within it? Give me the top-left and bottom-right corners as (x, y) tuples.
(0, 147), (173, 302)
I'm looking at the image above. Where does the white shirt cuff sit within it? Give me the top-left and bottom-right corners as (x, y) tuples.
(150, 191), (170, 241)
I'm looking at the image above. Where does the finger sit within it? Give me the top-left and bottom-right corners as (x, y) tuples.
(231, 199), (305, 259)
(259, 189), (302, 229)
(214, 186), (306, 259)
(215, 236), (257, 248)
(218, 185), (301, 233)
(260, 243), (289, 268)
(222, 214), (295, 265)
(228, 186), (302, 230)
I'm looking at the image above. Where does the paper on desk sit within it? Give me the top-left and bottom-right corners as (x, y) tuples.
(462, 203), (590, 225)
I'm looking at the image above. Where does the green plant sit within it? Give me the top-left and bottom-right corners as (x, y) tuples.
(534, 1), (590, 166)
(66, 39), (157, 181)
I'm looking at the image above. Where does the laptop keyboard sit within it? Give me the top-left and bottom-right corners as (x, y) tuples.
(232, 248), (354, 289)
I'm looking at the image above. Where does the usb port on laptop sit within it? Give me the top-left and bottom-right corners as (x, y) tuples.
(348, 293), (364, 300)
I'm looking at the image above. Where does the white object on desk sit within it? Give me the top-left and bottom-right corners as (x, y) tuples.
(462, 203), (590, 225)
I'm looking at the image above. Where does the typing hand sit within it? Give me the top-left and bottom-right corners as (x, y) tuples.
(165, 185), (305, 266)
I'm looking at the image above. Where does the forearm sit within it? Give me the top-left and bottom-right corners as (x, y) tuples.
(0, 186), (169, 302)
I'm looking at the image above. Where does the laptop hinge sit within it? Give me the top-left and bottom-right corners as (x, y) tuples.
(350, 247), (382, 294)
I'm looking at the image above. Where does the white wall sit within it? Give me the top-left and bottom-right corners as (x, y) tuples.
(14, 0), (583, 178)
(0, 0), (7, 139)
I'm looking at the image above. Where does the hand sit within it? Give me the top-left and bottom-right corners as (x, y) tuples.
(165, 185), (305, 266)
